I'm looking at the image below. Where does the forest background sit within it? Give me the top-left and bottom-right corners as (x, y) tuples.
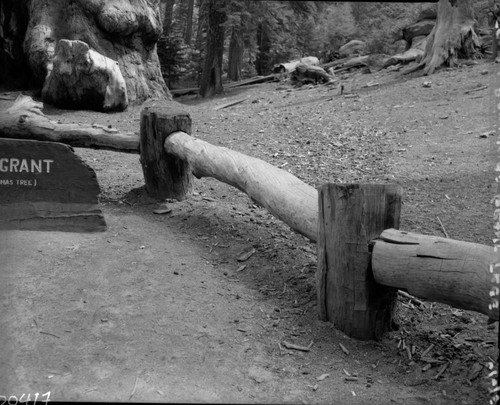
(158, 0), (494, 90)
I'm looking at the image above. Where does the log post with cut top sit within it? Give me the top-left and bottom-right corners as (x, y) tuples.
(317, 183), (402, 340)
(140, 104), (192, 200)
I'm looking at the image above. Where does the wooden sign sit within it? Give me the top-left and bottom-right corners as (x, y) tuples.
(0, 138), (106, 232)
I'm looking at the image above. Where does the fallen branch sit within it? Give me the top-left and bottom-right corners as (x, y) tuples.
(171, 75), (278, 97)
(436, 216), (449, 238)
(129, 376), (139, 400)
(282, 340), (314, 352)
(214, 96), (250, 111)
(464, 85), (488, 95)
(0, 95), (139, 153)
(39, 330), (61, 339)
(398, 290), (426, 307)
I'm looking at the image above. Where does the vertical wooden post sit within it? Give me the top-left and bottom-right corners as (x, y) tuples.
(140, 104), (193, 200)
(317, 183), (402, 340)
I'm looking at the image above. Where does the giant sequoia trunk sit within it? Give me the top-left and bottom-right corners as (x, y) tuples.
(0, 1), (31, 89)
(408, 0), (479, 74)
(199, 0), (226, 98)
(1, 0), (170, 103)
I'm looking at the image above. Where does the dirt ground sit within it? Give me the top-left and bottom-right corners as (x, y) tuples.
(1, 59), (499, 404)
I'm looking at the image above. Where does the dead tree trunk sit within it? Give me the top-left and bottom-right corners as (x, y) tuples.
(0, 96), (139, 152)
(405, 0), (479, 75)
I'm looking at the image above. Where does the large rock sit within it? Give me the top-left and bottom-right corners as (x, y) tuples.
(390, 39), (409, 55)
(42, 39), (128, 112)
(13, 0), (169, 103)
(338, 40), (367, 57)
(417, 6), (437, 22)
(403, 20), (435, 43)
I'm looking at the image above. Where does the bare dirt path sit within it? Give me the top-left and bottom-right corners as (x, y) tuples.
(0, 60), (498, 404)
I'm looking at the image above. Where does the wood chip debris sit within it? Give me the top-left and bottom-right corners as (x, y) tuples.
(467, 362), (483, 381)
(339, 343), (350, 355)
(464, 85), (488, 94)
(433, 362), (449, 380)
(317, 373), (330, 381)
(39, 331), (60, 339)
(420, 343), (434, 358)
(236, 265), (247, 272)
(398, 290), (426, 308)
(437, 216), (449, 238)
(344, 376), (359, 382)
(237, 247), (256, 262)
(282, 340), (314, 352)
(479, 130), (494, 138)
(153, 207), (172, 215)
(129, 376), (139, 400)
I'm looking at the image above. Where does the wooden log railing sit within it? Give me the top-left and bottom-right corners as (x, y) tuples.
(1, 97), (497, 340)
(139, 109), (498, 340)
(0, 95), (140, 153)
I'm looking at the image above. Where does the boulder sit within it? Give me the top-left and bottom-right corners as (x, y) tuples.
(299, 56), (320, 66)
(403, 20), (435, 43)
(417, 6), (437, 22)
(42, 39), (128, 112)
(390, 39), (409, 54)
(338, 40), (367, 57)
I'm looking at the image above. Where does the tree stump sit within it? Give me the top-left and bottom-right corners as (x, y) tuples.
(140, 105), (192, 200)
(317, 183), (402, 340)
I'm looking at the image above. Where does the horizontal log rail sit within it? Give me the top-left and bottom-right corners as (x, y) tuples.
(164, 130), (318, 242)
(372, 229), (499, 321)
(1, 99), (495, 341)
(156, 130), (498, 324)
(0, 95), (140, 153)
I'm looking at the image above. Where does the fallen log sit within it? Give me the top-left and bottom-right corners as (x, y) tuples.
(171, 74), (278, 97)
(292, 64), (336, 85)
(0, 95), (139, 153)
(334, 55), (370, 73)
(372, 229), (499, 321)
(320, 57), (351, 70)
(214, 96), (250, 111)
(163, 131), (318, 242)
